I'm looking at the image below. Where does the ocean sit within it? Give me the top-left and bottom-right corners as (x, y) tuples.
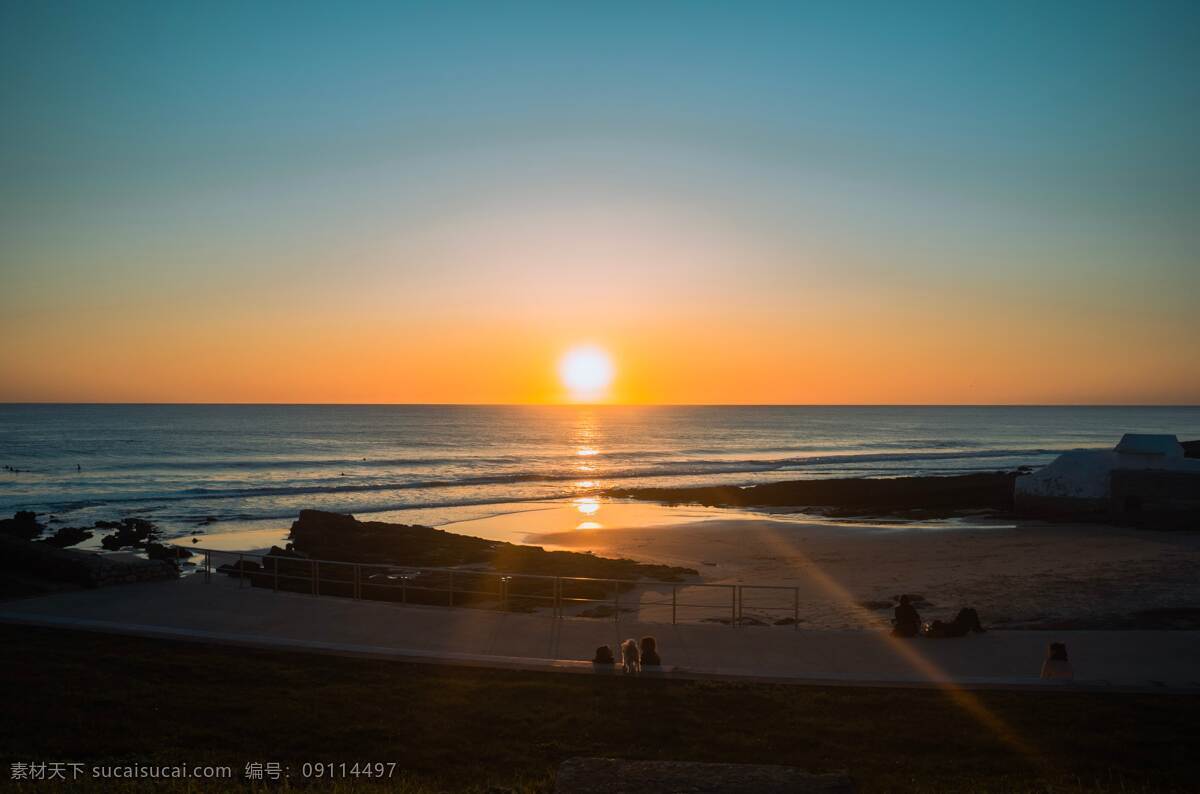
(1, 404), (1197, 539)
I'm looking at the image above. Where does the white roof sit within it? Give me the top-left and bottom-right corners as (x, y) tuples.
(1114, 434), (1182, 457)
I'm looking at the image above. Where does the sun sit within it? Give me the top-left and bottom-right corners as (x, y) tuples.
(558, 345), (615, 401)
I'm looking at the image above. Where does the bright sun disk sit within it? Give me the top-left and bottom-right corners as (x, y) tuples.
(558, 346), (615, 400)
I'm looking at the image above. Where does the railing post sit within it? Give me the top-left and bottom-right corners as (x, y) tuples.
(448, 570), (454, 607)
(402, 574), (407, 604)
(311, 560), (318, 596)
(237, 554), (244, 588)
(793, 587), (799, 630)
(273, 556), (279, 592)
(553, 577), (560, 619)
(354, 565), (360, 599)
(204, 550), (211, 583)
(731, 586), (736, 628)
(672, 585), (677, 625)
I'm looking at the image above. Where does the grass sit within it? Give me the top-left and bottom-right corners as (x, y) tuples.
(1, 624), (1197, 792)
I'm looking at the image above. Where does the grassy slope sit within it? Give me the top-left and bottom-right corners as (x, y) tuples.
(0, 624), (1196, 792)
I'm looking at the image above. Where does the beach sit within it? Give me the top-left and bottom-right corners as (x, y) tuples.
(159, 497), (1200, 633)
(445, 501), (1200, 630)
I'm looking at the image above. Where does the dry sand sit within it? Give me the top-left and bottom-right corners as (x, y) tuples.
(447, 501), (1200, 630)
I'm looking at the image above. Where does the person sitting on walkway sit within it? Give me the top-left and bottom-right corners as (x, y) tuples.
(923, 607), (987, 638)
(592, 645), (614, 665)
(639, 636), (661, 667)
(1040, 642), (1074, 680)
(892, 595), (921, 637)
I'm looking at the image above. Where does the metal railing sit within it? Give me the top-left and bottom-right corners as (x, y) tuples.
(195, 547), (801, 628)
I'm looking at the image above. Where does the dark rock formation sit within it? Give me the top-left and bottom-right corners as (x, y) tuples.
(99, 518), (158, 550)
(288, 509), (696, 581)
(0, 535), (177, 587)
(0, 511), (44, 541)
(227, 510), (697, 610)
(607, 472), (1017, 517)
(1182, 440), (1200, 459)
(217, 560), (262, 578)
(146, 542), (193, 562)
(37, 526), (93, 548)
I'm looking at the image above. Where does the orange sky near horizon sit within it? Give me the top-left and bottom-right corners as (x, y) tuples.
(3, 275), (1196, 405)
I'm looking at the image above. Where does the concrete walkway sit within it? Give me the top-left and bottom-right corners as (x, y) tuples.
(3, 575), (1199, 692)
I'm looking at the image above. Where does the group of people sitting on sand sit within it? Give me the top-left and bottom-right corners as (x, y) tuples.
(592, 636), (661, 673)
(891, 595), (986, 639)
(893, 595), (1075, 680)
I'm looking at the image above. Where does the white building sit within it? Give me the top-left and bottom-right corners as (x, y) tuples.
(1015, 434), (1200, 515)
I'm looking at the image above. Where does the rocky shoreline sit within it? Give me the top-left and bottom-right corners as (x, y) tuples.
(606, 471), (1021, 518)
(220, 510), (697, 612)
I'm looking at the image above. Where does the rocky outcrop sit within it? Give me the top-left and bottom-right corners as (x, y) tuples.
(288, 509), (696, 581)
(37, 526), (94, 548)
(0, 511), (43, 541)
(98, 518), (158, 550)
(608, 472), (1018, 516)
(222, 511), (697, 611)
(146, 542), (193, 562)
(0, 535), (177, 587)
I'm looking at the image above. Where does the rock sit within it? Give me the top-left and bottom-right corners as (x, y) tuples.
(99, 517), (158, 550)
(288, 510), (697, 581)
(146, 542), (194, 562)
(0, 511), (44, 541)
(608, 472), (1018, 516)
(217, 560), (262, 577)
(37, 526), (93, 548)
(0, 534), (177, 587)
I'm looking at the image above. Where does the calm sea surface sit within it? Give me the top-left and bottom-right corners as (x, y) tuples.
(2, 405), (1197, 538)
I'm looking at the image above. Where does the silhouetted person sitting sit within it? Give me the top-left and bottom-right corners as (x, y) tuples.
(1040, 642), (1074, 680)
(592, 645), (614, 665)
(923, 607), (987, 638)
(893, 595), (921, 637)
(639, 636), (661, 666)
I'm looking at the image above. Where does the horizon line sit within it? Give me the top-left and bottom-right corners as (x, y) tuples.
(2, 402), (1198, 409)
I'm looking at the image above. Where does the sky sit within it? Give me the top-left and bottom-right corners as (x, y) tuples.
(2, 1), (1198, 404)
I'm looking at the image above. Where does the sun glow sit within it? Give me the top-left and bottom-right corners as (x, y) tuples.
(558, 346), (615, 402)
